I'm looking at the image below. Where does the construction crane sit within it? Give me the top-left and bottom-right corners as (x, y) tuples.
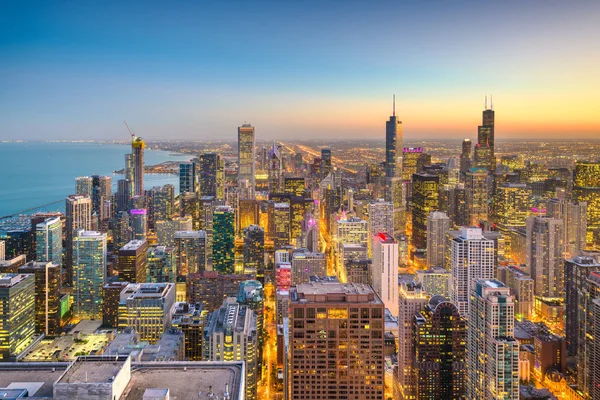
(123, 120), (135, 138)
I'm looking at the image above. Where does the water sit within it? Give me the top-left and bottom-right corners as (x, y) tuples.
(0, 142), (192, 217)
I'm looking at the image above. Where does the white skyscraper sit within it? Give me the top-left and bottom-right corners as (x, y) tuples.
(450, 227), (495, 316)
(367, 199), (394, 257)
(372, 232), (399, 317)
(546, 198), (587, 259)
(526, 215), (564, 297)
(238, 124), (256, 198)
(467, 279), (519, 400)
(426, 211), (450, 268)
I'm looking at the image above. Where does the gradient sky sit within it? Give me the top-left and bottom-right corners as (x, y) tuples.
(1, 1), (599, 141)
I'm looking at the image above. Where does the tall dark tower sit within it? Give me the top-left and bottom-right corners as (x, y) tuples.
(460, 139), (472, 175)
(473, 96), (495, 172)
(132, 136), (145, 196)
(385, 95), (403, 178)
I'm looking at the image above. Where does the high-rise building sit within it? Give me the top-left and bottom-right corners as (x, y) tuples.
(398, 281), (428, 400)
(497, 265), (534, 320)
(291, 248), (326, 284)
(572, 161), (600, 247)
(270, 202), (291, 247)
(414, 296), (466, 399)
(146, 245), (176, 283)
(472, 100), (496, 172)
(459, 139), (472, 176)
(119, 282), (176, 344)
(526, 216), (564, 297)
(575, 270), (600, 398)
(465, 167), (489, 225)
(268, 143), (283, 192)
(171, 301), (207, 361)
(547, 198), (587, 258)
(416, 267), (451, 297)
(204, 299), (258, 400)
(564, 255), (600, 355)
(448, 184), (469, 227)
(372, 232), (399, 316)
(244, 225), (265, 280)
(35, 216), (62, 268)
(427, 211), (450, 268)
(124, 153), (134, 196)
(367, 199), (394, 257)
(117, 240), (148, 283)
(116, 179), (132, 212)
(239, 199), (259, 234)
(174, 231), (206, 277)
(65, 195), (92, 284)
(199, 153), (224, 199)
(19, 261), (61, 336)
(129, 209), (147, 241)
(412, 173), (439, 251)
(102, 281), (129, 328)
(146, 184), (175, 229)
(155, 216), (193, 247)
(238, 124), (256, 197)
(467, 279), (519, 400)
(213, 206), (235, 274)
(132, 136), (145, 196)
(75, 176), (93, 197)
(72, 230), (107, 319)
(492, 183), (532, 229)
(0, 240), (4, 261)
(321, 148), (332, 178)
(284, 177), (305, 197)
(0, 273), (35, 361)
(91, 175), (112, 220)
(386, 96), (402, 178)
(186, 271), (252, 312)
(289, 282), (385, 400)
(450, 227), (495, 316)
(179, 161), (196, 194)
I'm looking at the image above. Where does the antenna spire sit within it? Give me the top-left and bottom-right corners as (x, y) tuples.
(490, 94), (493, 110)
(393, 94), (396, 117)
(485, 95), (487, 110)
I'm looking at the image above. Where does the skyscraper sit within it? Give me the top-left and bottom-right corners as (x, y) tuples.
(575, 270), (600, 398)
(367, 199), (394, 257)
(321, 148), (332, 178)
(450, 227), (495, 316)
(179, 161), (196, 194)
(385, 95), (402, 178)
(19, 261), (61, 336)
(546, 198), (587, 258)
(268, 143), (283, 192)
(0, 273), (35, 361)
(72, 230), (107, 319)
(213, 206), (235, 274)
(465, 167), (489, 225)
(473, 99), (496, 172)
(398, 281), (428, 400)
(467, 279), (519, 400)
(118, 240), (148, 284)
(199, 153), (224, 199)
(412, 173), (439, 251)
(75, 176), (93, 197)
(526, 216), (564, 297)
(372, 232), (399, 316)
(65, 195), (92, 284)
(35, 216), (62, 268)
(564, 256), (600, 356)
(244, 225), (265, 280)
(132, 136), (145, 196)
(174, 231), (207, 277)
(414, 296), (466, 399)
(270, 202), (291, 247)
(459, 139), (472, 176)
(572, 160), (600, 247)
(492, 182), (532, 229)
(129, 208), (147, 241)
(426, 211), (450, 268)
(238, 123), (256, 197)
(291, 248), (326, 284)
(289, 282), (385, 400)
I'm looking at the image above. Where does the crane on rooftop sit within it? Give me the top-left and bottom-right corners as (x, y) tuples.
(123, 120), (135, 139)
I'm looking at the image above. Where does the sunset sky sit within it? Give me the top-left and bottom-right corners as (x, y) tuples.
(1, 1), (599, 141)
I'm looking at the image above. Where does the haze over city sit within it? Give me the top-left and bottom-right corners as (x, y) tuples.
(2, 1), (599, 141)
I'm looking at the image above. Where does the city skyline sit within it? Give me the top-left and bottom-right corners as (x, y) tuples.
(2, 1), (599, 141)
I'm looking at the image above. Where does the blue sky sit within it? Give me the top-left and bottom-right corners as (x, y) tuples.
(1, 1), (599, 140)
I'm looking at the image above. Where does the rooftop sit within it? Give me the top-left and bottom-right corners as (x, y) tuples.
(57, 356), (125, 384)
(291, 282), (382, 304)
(0, 273), (32, 288)
(120, 240), (147, 251)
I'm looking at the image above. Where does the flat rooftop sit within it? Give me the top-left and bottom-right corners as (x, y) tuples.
(0, 363), (68, 398)
(292, 282), (382, 304)
(120, 240), (147, 251)
(123, 362), (242, 400)
(58, 358), (125, 384)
